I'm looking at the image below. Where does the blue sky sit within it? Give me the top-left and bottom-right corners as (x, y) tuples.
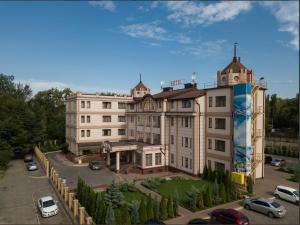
(0, 1), (298, 97)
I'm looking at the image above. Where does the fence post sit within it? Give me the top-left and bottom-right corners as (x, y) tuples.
(79, 207), (85, 225)
(57, 178), (61, 192)
(86, 217), (93, 225)
(69, 193), (74, 209)
(46, 160), (50, 177)
(73, 199), (78, 218)
(60, 182), (65, 196)
(64, 187), (69, 203)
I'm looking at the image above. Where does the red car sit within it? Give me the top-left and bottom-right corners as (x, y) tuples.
(210, 209), (249, 225)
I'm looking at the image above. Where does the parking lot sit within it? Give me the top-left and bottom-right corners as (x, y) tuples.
(0, 159), (71, 224)
(46, 152), (119, 189)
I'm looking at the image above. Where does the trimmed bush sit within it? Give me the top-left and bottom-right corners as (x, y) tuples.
(167, 195), (174, 218)
(138, 199), (147, 224)
(160, 196), (168, 221)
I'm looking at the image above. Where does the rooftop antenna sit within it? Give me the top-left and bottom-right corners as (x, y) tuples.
(191, 72), (197, 84)
(160, 80), (165, 89)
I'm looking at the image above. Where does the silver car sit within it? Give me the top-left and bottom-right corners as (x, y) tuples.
(27, 162), (38, 171)
(243, 198), (286, 218)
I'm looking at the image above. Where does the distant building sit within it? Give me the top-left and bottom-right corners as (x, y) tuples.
(65, 51), (266, 179)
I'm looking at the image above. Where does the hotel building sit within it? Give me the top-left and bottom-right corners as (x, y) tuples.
(66, 54), (266, 179)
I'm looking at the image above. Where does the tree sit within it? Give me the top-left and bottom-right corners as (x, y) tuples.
(204, 185), (212, 207)
(213, 178), (220, 204)
(105, 180), (124, 208)
(173, 190), (179, 216)
(247, 176), (253, 194)
(105, 203), (116, 225)
(153, 197), (160, 220)
(146, 194), (154, 220)
(219, 183), (226, 203)
(197, 191), (204, 209)
(121, 203), (131, 225)
(167, 195), (174, 218)
(115, 208), (121, 225)
(202, 165), (208, 180)
(95, 194), (106, 224)
(160, 196), (168, 220)
(89, 191), (97, 217)
(138, 199), (147, 224)
(186, 186), (199, 211)
(128, 200), (139, 225)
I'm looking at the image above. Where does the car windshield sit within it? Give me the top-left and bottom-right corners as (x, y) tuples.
(271, 202), (281, 208)
(293, 191), (299, 197)
(43, 200), (55, 208)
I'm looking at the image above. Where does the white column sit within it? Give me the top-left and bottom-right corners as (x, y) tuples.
(116, 152), (120, 173)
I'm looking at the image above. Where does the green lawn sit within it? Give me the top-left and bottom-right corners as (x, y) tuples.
(152, 179), (210, 204)
(122, 190), (147, 203)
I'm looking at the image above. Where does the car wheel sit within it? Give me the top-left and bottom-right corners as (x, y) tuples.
(244, 204), (251, 210)
(268, 212), (275, 218)
(274, 194), (280, 199)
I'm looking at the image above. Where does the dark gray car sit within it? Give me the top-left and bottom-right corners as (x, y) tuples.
(88, 161), (103, 170)
(243, 198), (286, 218)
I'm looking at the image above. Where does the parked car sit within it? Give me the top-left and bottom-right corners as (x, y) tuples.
(24, 154), (33, 163)
(274, 185), (299, 204)
(37, 196), (59, 218)
(188, 218), (221, 224)
(243, 198), (286, 218)
(270, 159), (285, 167)
(27, 162), (38, 171)
(210, 209), (249, 225)
(264, 156), (272, 164)
(89, 161), (103, 170)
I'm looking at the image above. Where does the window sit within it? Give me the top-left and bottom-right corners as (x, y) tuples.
(81, 130), (85, 137)
(208, 118), (212, 128)
(103, 102), (111, 109)
(155, 153), (161, 165)
(190, 159), (192, 169)
(81, 101), (85, 108)
(103, 116), (111, 123)
(170, 135), (174, 145)
(118, 116), (126, 122)
(146, 154), (152, 166)
(215, 162), (225, 171)
(81, 116), (85, 123)
(118, 129), (126, 136)
(215, 118), (226, 129)
(184, 117), (189, 128)
(185, 157), (188, 168)
(130, 129), (134, 137)
(215, 140), (226, 152)
(208, 96), (213, 107)
(181, 157), (183, 167)
(208, 139), (212, 149)
(170, 117), (174, 126)
(215, 96), (226, 107)
(182, 99), (191, 108)
(171, 154), (174, 164)
(118, 102), (126, 109)
(157, 101), (162, 108)
(87, 115), (91, 123)
(131, 116), (134, 123)
(86, 130), (90, 137)
(170, 101), (174, 108)
(181, 137), (184, 147)
(184, 137), (189, 148)
(129, 104), (134, 110)
(87, 101), (91, 109)
(102, 129), (111, 136)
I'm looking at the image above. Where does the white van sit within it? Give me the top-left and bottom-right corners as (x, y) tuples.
(274, 186), (299, 204)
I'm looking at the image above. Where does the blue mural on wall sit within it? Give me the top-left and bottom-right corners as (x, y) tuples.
(233, 83), (252, 175)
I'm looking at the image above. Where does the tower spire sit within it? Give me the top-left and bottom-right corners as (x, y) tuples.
(234, 42), (238, 58)
(139, 73), (142, 83)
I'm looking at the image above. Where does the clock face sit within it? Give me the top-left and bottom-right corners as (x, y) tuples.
(234, 76), (239, 81)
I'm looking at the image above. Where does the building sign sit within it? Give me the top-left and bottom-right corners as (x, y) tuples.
(233, 83), (252, 175)
(170, 79), (183, 86)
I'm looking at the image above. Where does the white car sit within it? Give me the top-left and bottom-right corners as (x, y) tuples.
(37, 196), (59, 218)
(274, 186), (299, 204)
(270, 159), (285, 167)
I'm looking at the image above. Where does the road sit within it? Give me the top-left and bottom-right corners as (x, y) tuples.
(0, 159), (71, 224)
(46, 152), (119, 189)
(265, 154), (298, 168)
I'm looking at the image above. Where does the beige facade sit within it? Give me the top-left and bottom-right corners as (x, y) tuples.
(65, 55), (266, 178)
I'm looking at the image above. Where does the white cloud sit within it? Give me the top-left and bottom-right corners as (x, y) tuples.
(17, 79), (129, 95)
(260, 1), (299, 50)
(165, 1), (252, 26)
(120, 22), (167, 41)
(88, 1), (116, 12)
(184, 40), (228, 56)
(175, 34), (193, 44)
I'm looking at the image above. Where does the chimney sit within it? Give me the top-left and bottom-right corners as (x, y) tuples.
(184, 83), (197, 89)
(163, 87), (173, 92)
